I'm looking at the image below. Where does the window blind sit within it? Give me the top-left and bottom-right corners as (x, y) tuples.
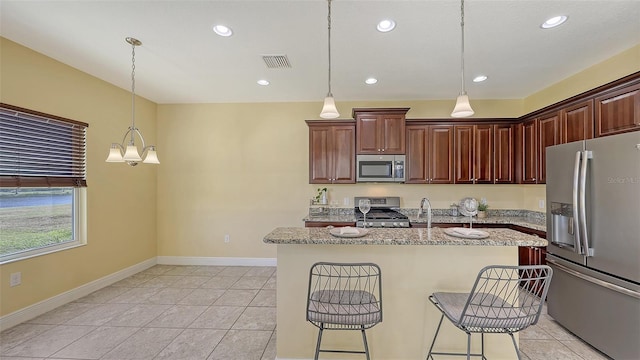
(0, 103), (88, 187)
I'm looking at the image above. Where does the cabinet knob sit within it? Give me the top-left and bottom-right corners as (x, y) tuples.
(382, 149), (385, 152)
(495, 178), (499, 182)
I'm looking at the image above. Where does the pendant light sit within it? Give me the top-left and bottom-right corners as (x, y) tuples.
(106, 37), (160, 166)
(319, 0), (340, 119)
(451, 0), (475, 118)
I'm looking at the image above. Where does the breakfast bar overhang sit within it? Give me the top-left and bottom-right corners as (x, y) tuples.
(264, 227), (548, 360)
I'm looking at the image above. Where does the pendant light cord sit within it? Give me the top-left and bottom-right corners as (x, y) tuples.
(460, 0), (466, 95)
(327, 0), (333, 97)
(130, 41), (137, 135)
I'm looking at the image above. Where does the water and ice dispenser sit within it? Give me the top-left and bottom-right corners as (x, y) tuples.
(550, 202), (576, 248)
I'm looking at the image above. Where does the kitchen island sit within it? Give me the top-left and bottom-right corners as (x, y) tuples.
(264, 227), (547, 360)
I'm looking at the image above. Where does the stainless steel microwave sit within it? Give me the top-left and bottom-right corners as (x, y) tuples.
(356, 154), (405, 183)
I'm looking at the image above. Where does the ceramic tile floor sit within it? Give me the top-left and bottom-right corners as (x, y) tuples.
(0, 265), (611, 360)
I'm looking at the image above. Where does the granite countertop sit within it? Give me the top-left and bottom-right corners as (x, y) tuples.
(264, 227), (548, 246)
(304, 208), (546, 232)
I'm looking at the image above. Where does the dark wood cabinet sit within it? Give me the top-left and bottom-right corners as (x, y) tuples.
(454, 125), (493, 184)
(519, 119), (538, 184)
(354, 108), (408, 154)
(517, 114), (559, 185)
(561, 100), (594, 143)
(537, 112), (560, 184)
(595, 83), (640, 137)
(494, 124), (514, 183)
(406, 124), (453, 184)
(305, 221), (356, 228)
(307, 120), (356, 184)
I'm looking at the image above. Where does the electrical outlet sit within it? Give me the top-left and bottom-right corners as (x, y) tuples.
(343, 197), (349, 206)
(10, 272), (21, 287)
(224, 234), (230, 243)
(538, 199), (545, 209)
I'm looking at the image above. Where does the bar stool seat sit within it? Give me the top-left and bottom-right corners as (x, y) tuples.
(306, 262), (383, 360)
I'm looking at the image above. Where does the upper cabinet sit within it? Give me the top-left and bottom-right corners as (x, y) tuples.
(306, 120), (356, 184)
(561, 100), (594, 143)
(354, 108), (409, 154)
(405, 124), (454, 184)
(518, 118), (539, 184)
(595, 83), (640, 137)
(494, 124), (515, 183)
(453, 124), (493, 184)
(537, 112), (560, 184)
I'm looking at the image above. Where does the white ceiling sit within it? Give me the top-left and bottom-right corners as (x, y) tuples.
(1, 1), (639, 105)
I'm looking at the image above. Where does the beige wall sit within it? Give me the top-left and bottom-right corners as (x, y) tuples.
(155, 100), (525, 259)
(524, 44), (640, 113)
(0, 38), (158, 316)
(1, 36), (638, 320)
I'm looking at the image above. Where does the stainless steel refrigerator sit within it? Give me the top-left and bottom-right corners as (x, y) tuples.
(545, 130), (640, 359)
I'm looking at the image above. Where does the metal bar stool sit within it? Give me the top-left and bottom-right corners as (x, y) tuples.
(306, 262), (383, 360)
(426, 265), (553, 360)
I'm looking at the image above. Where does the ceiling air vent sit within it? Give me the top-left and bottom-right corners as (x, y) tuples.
(262, 55), (291, 69)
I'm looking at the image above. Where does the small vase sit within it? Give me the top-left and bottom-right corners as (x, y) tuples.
(320, 191), (328, 205)
(477, 211), (487, 218)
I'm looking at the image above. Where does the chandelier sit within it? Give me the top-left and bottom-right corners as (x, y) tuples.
(106, 37), (159, 166)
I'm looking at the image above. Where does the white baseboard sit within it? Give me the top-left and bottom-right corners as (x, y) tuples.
(157, 256), (277, 267)
(0, 257), (156, 332)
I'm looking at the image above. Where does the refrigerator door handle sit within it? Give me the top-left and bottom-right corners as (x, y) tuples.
(547, 258), (640, 299)
(580, 150), (594, 257)
(572, 151), (583, 254)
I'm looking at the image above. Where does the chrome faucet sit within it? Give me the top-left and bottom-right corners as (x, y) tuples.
(418, 197), (432, 229)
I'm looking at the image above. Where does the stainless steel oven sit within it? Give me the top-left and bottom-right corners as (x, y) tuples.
(356, 154), (405, 183)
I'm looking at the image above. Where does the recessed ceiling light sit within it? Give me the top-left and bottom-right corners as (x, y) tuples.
(213, 24), (233, 37)
(376, 19), (396, 33)
(257, 79), (270, 86)
(541, 15), (568, 29)
(365, 78), (378, 85)
(473, 75), (488, 83)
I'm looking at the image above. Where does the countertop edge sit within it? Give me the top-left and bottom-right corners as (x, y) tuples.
(264, 227), (548, 247)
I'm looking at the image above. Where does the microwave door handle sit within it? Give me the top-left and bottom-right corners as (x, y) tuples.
(572, 151), (583, 255)
(580, 150), (593, 257)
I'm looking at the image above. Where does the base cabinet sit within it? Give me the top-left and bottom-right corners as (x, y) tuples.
(305, 221), (355, 228)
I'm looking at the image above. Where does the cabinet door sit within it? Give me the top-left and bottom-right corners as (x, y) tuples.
(474, 124), (493, 184)
(405, 126), (428, 183)
(356, 115), (381, 154)
(494, 124), (514, 183)
(429, 125), (454, 184)
(454, 125), (473, 184)
(595, 83), (640, 137)
(537, 113), (560, 184)
(332, 126), (356, 183)
(309, 126), (332, 183)
(521, 119), (538, 184)
(381, 115), (405, 154)
(562, 100), (594, 143)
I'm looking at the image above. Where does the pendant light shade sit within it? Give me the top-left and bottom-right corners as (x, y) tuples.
(452, 93), (474, 118)
(451, 0), (474, 118)
(106, 37), (159, 166)
(319, 0), (340, 119)
(320, 95), (340, 119)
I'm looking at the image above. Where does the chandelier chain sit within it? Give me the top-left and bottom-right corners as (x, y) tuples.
(460, 0), (466, 95)
(327, 0), (333, 96)
(130, 41), (137, 133)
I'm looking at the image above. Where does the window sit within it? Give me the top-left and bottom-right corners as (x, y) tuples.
(0, 103), (88, 264)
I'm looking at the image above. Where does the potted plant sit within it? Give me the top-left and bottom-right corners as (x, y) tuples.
(477, 198), (489, 218)
(314, 187), (328, 205)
